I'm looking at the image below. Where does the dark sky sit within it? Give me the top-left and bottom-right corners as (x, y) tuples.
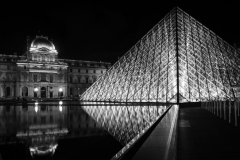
(1, 1), (240, 64)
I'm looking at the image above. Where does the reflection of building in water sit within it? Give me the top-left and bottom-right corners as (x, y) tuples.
(82, 102), (168, 145)
(0, 35), (111, 99)
(0, 103), (106, 159)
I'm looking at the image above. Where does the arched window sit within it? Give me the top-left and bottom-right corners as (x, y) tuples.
(88, 77), (92, 83)
(41, 87), (46, 98)
(22, 86), (28, 97)
(85, 77), (89, 83)
(6, 87), (11, 97)
(70, 87), (73, 96)
(81, 77), (85, 83)
(93, 76), (97, 82)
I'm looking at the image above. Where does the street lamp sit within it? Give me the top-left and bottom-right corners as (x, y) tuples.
(59, 88), (63, 98)
(34, 88), (38, 98)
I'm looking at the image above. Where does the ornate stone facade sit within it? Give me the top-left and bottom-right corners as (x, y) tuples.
(0, 36), (110, 99)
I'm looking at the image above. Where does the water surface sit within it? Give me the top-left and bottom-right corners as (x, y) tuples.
(0, 101), (122, 160)
(0, 101), (168, 160)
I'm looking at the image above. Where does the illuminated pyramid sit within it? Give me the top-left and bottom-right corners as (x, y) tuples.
(81, 7), (240, 103)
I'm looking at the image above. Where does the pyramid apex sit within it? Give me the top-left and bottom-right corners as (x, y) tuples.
(170, 7), (183, 12)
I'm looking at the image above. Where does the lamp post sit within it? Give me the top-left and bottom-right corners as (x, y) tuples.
(34, 87), (38, 99)
(59, 88), (63, 99)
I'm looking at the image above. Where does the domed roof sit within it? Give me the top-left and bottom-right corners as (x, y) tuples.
(30, 36), (55, 51)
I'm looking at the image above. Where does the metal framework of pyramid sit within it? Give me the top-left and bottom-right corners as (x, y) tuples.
(81, 7), (240, 103)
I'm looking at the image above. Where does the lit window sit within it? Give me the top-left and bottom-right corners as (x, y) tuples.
(6, 87), (11, 96)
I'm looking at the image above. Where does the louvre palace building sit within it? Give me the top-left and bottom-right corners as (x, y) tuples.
(0, 35), (111, 99)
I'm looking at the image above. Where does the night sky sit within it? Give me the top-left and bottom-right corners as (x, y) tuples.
(1, 1), (240, 64)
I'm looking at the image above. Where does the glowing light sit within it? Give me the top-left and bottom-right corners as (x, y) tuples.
(59, 101), (63, 105)
(59, 105), (62, 112)
(34, 88), (38, 92)
(59, 88), (63, 92)
(35, 102), (38, 105)
(35, 106), (38, 113)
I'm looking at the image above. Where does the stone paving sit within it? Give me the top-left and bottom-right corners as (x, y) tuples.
(177, 106), (240, 160)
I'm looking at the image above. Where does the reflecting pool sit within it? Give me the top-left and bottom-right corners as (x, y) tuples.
(0, 101), (169, 160)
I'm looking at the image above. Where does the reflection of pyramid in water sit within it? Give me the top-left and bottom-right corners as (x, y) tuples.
(82, 102), (168, 145)
(81, 7), (240, 103)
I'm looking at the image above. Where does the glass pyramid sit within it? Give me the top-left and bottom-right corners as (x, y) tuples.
(81, 8), (240, 103)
